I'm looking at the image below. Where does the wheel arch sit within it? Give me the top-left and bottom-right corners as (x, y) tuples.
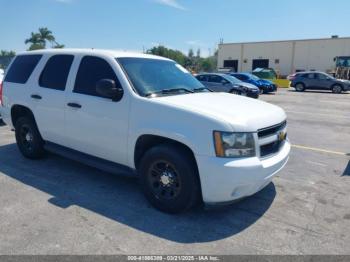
(11, 104), (36, 127)
(134, 134), (198, 172)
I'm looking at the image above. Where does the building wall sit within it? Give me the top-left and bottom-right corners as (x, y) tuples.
(218, 37), (350, 76)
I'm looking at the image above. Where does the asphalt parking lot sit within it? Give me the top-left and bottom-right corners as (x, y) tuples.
(0, 88), (349, 255)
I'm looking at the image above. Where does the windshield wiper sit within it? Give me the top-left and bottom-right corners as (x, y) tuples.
(193, 87), (212, 92)
(145, 88), (194, 97)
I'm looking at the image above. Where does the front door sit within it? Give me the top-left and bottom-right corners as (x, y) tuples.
(64, 55), (130, 166)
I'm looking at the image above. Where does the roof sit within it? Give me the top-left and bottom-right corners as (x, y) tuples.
(16, 48), (171, 61)
(219, 36), (350, 46)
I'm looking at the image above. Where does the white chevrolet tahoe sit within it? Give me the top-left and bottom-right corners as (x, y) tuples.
(0, 49), (290, 213)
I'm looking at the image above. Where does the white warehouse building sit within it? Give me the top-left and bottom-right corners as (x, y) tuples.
(217, 36), (350, 76)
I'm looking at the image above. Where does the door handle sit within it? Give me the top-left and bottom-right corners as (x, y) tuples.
(31, 94), (42, 100)
(67, 102), (82, 109)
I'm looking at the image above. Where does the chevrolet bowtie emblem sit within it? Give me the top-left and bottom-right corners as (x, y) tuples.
(278, 131), (286, 142)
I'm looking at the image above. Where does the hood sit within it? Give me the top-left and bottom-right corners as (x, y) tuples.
(236, 82), (259, 90)
(259, 79), (274, 85)
(153, 92), (286, 132)
(337, 79), (350, 84)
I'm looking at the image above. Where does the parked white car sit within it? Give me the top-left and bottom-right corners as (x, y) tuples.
(0, 49), (290, 213)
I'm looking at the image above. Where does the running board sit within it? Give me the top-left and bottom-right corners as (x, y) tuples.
(44, 142), (137, 177)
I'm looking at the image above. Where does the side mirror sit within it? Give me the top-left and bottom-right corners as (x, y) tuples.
(96, 79), (124, 102)
(221, 80), (228, 85)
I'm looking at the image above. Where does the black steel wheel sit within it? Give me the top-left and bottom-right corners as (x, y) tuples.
(15, 116), (45, 159)
(139, 144), (200, 214)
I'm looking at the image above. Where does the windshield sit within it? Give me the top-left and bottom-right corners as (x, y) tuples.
(245, 73), (260, 81)
(336, 57), (350, 67)
(224, 75), (242, 84)
(117, 57), (205, 97)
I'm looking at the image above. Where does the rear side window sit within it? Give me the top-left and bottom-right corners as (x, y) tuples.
(209, 75), (223, 83)
(4, 55), (42, 84)
(74, 56), (121, 97)
(196, 75), (208, 81)
(39, 55), (74, 91)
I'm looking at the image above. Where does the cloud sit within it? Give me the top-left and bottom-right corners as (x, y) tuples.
(153, 0), (186, 10)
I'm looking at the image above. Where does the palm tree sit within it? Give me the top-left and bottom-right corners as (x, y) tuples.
(25, 27), (64, 50)
(38, 27), (56, 47)
(25, 32), (46, 50)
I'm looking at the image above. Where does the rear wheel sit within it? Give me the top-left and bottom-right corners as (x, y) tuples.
(295, 83), (305, 92)
(139, 144), (200, 214)
(15, 116), (45, 159)
(332, 84), (342, 94)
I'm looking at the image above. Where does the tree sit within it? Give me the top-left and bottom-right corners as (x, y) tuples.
(25, 32), (46, 50)
(25, 27), (64, 50)
(196, 48), (201, 58)
(188, 48), (194, 59)
(147, 45), (187, 66)
(0, 50), (16, 69)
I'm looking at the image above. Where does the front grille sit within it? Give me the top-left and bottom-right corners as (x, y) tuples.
(258, 121), (286, 138)
(260, 140), (285, 157)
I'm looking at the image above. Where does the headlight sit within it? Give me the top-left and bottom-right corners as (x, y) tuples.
(213, 131), (256, 158)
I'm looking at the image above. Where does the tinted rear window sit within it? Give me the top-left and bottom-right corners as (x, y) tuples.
(4, 55), (42, 84)
(39, 55), (74, 91)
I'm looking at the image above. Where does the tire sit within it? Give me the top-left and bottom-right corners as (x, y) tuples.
(230, 89), (241, 95)
(295, 83), (305, 92)
(139, 144), (200, 214)
(15, 116), (45, 159)
(331, 84), (343, 94)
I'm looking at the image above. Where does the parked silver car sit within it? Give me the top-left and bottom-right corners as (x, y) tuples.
(195, 73), (260, 98)
(289, 71), (350, 93)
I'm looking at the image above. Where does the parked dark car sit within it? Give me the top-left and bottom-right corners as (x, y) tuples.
(195, 73), (260, 98)
(289, 71), (350, 93)
(228, 73), (277, 94)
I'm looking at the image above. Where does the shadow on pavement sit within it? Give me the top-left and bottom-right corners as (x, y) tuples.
(342, 160), (350, 176)
(287, 89), (349, 95)
(0, 143), (276, 243)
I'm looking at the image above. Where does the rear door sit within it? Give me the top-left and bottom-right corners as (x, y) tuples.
(196, 75), (209, 87)
(64, 55), (130, 165)
(31, 54), (74, 145)
(301, 73), (317, 89)
(314, 73), (332, 90)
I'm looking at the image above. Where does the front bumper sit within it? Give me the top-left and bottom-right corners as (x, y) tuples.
(246, 89), (260, 98)
(196, 141), (290, 204)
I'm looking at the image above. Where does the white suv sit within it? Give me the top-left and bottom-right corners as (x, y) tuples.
(0, 49), (290, 213)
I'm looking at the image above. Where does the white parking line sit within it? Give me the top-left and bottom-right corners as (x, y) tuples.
(292, 144), (348, 156)
(286, 110), (350, 119)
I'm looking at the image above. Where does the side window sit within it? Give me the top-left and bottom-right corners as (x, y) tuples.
(209, 75), (223, 83)
(39, 55), (74, 91)
(316, 73), (327, 80)
(303, 73), (315, 79)
(74, 56), (121, 97)
(196, 75), (208, 82)
(4, 55), (42, 84)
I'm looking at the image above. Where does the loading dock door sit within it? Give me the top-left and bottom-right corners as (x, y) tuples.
(223, 60), (238, 72)
(252, 59), (269, 70)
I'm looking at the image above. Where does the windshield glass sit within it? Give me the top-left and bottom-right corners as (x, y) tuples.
(224, 75), (242, 84)
(246, 73), (260, 80)
(117, 57), (204, 97)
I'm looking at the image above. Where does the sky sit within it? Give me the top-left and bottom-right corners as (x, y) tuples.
(1, 0), (350, 57)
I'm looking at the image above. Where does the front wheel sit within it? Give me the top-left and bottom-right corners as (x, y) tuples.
(230, 89), (241, 95)
(139, 144), (200, 214)
(332, 85), (342, 94)
(15, 116), (45, 159)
